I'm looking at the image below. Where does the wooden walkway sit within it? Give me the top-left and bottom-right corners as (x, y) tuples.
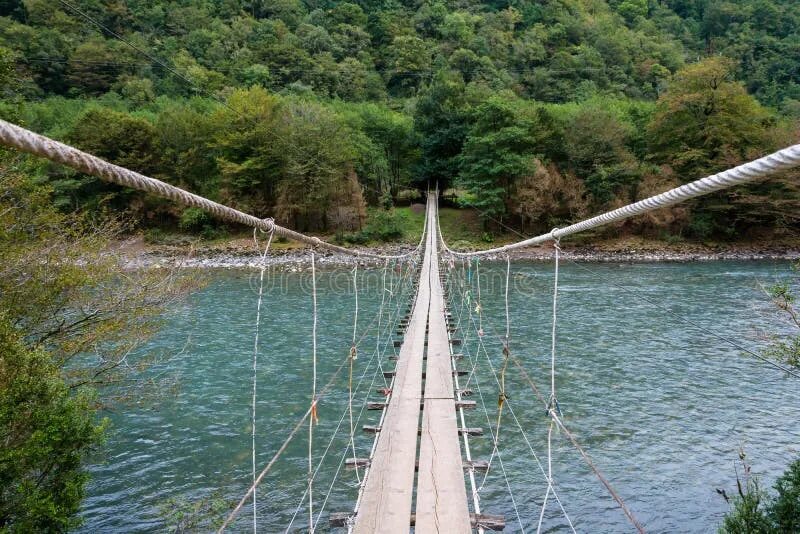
(352, 198), (471, 533)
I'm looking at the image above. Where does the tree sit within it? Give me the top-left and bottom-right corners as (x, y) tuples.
(212, 87), (284, 213)
(0, 162), (194, 403)
(414, 71), (468, 189)
(0, 160), (195, 528)
(764, 262), (800, 369)
(273, 99), (360, 230)
(59, 107), (160, 216)
(458, 97), (539, 223)
(66, 39), (125, 96)
(0, 316), (106, 532)
(564, 106), (640, 204)
(647, 57), (772, 180)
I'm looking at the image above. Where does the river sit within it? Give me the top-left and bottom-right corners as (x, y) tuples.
(79, 260), (800, 533)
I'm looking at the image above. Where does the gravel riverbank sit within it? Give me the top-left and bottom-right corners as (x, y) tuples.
(121, 237), (800, 269)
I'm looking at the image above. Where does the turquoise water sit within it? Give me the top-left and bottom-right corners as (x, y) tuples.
(79, 261), (800, 533)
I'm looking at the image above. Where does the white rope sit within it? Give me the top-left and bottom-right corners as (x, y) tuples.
(537, 239), (561, 534)
(477, 255), (511, 493)
(348, 264), (361, 484)
(286, 312), (396, 532)
(349, 261), (419, 528)
(462, 303), (523, 531)
(250, 224), (275, 533)
(451, 258), (576, 532)
(309, 251), (318, 533)
(314, 293), (409, 526)
(468, 312), (576, 533)
(441, 143), (800, 256)
(0, 119), (416, 260)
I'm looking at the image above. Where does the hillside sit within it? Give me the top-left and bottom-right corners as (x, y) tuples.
(1, 0), (799, 242)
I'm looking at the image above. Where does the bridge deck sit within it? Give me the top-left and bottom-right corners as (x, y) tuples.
(416, 212), (471, 533)
(352, 198), (470, 533)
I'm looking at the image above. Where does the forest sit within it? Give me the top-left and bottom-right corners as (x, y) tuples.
(1, 0), (800, 241)
(2, 1), (800, 531)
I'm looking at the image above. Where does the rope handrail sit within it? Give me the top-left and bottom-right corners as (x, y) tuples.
(442, 144), (800, 256)
(0, 118), (418, 260)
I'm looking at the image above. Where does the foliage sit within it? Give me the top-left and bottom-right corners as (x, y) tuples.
(0, 0), (799, 240)
(0, 159), (196, 403)
(648, 58), (772, 179)
(158, 489), (230, 533)
(764, 262), (800, 368)
(343, 208), (407, 243)
(0, 315), (106, 532)
(719, 455), (800, 533)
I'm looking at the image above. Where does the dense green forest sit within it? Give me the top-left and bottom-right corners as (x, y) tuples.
(1, 0), (799, 240)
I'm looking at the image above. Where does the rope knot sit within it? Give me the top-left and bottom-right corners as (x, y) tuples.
(349, 345), (357, 361)
(549, 227), (562, 247)
(310, 236), (322, 248)
(498, 391), (509, 408)
(261, 217), (275, 233)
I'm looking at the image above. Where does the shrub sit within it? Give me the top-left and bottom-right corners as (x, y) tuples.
(178, 208), (211, 232)
(720, 457), (800, 533)
(0, 317), (106, 531)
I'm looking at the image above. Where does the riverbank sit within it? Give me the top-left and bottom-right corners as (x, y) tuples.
(118, 235), (800, 269)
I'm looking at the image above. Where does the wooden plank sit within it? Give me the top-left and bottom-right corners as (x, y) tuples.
(351, 198), (434, 534)
(332, 512), (505, 531)
(415, 209), (471, 534)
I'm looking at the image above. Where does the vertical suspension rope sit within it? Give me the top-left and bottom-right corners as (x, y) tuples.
(348, 264), (360, 484)
(480, 255), (512, 491)
(309, 251), (318, 533)
(537, 237), (561, 534)
(251, 224), (275, 533)
(475, 257), (483, 337)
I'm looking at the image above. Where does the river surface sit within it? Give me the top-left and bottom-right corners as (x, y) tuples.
(79, 260), (800, 533)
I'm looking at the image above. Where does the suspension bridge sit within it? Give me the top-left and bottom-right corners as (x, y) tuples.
(1, 117), (799, 532)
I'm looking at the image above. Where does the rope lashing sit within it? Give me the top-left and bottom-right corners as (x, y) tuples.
(0, 119), (414, 260)
(250, 224), (275, 533)
(442, 143), (800, 256)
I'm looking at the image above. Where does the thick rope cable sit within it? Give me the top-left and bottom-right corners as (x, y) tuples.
(250, 225), (275, 532)
(441, 144), (800, 256)
(0, 119), (416, 260)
